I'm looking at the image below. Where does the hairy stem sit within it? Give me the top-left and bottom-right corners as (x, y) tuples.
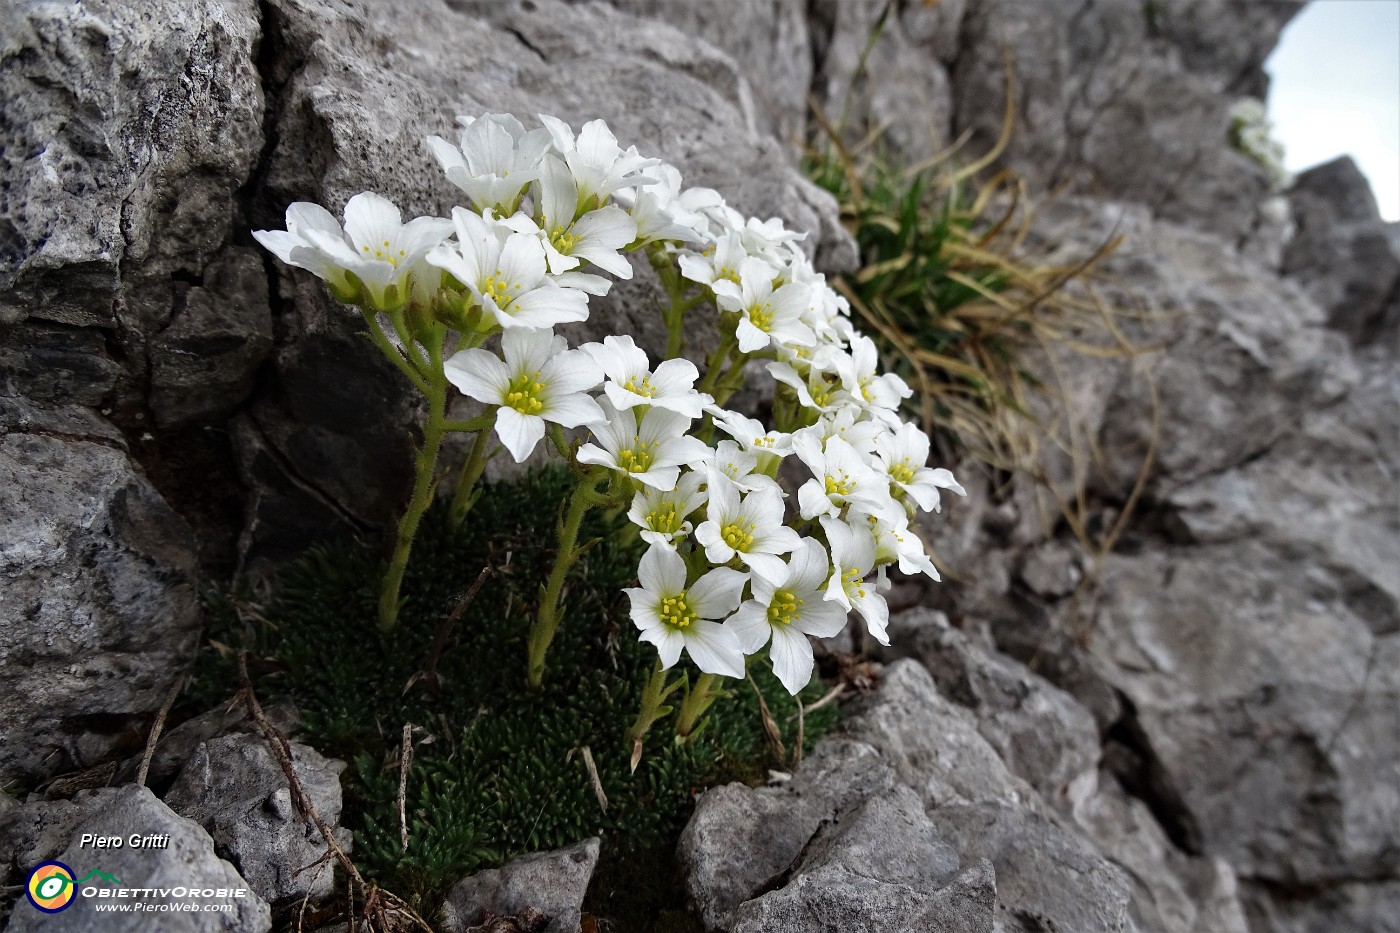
(675, 671), (723, 741)
(526, 474), (602, 687)
(626, 657), (682, 771)
(448, 415), (496, 528)
(378, 326), (448, 632)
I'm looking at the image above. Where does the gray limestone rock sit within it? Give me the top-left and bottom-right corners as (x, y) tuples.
(4, 784), (270, 933)
(164, 733), (348, 905)
(0, 424), (200, 785)
(843, 660), (1043, 812)
(438, 837), (600, 933)
(952, 0), (1297, 241)
(932, 800), (1136, 933)
(1284, 156), (1400, 344)
(1089, 541), (1400, 886)
(880, 610), (1100, 806)
(729, 859), (997, 933)
(679, 738), (897, 931)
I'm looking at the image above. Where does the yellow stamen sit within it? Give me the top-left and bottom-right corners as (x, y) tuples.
(766, 589), (803, 627)
(720, 521), (755, 552)
(504, 371), (546, 416)
(660, 593), (697, 629)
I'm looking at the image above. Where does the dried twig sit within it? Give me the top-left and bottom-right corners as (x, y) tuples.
(398, 723), (415, 853)
(406, 565), (493, 695)
(746, 673), (786, 763)
(234, 652), (433, 933)
(793, 695), (805, 770)
(579, 746), (608, 814)
(803, 682), (846, 714)
(136, 672), (189, 787)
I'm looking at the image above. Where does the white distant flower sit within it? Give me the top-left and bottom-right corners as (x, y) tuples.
(821, 517), (890, 645)
(792, 434), (891, 521)
(426, 113), (552, 214)
(768, 360), (850, 415)
(838, 334), (912, 416)
(613, 163), (712, 246)
(864, 510), (940, 581)
(538, 114), (659, 209)
(715, 257), (816, 353)
(580, 335), (712, 418)
(625, 545), (747, 677)
(711, 410), (794, 459)
(627, 471), (707, 550)
(502, 155), (637, 279)
(874, 421), (966, 513)
(809, 407), (883, 457)
(678, 232), (769, 293)
(705, 440), (783, 496)
(728, 539), (848, 694)
(427, 207), (589, 330)
(444, 329), (602, 463)
(577, 398), (711, 491)
(694, 475), (801, 582)
(255, 194), (453, 309)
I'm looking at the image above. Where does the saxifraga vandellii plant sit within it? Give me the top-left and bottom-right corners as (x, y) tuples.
(253, 112), (966, 752)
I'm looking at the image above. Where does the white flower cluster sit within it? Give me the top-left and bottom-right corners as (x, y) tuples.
(1228, 98), (1290, 192)
(254, 113), (964, 696)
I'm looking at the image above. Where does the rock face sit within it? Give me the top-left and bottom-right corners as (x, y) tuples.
(3, 785), (270, 933)
(1284, 156), (1400, 344)
(0, 402), (200, 785)
(164, 733), (349, 905)
(438, 837), (600, 933)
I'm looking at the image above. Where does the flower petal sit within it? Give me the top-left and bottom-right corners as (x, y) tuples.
(682, 620), (745, 678)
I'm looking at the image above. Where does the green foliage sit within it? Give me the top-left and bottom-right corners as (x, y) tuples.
(193, 467), (836, 918)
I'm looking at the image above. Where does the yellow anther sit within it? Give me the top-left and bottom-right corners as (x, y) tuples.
(748, 302), (774, 332)
(766, 589), (802, 626)
(623, 375), (656, 397)
(660, 592), (698, 628)
(717, 266), (740, 284)
(618, 437), (656, 474)
(889, 462), (915, 485)
(645, 506), (681, 533)
(824, 472), (855, 497)
(550, 228), (580, 253)
(504, 371), (546, 416)
(720, 521), (755, 552)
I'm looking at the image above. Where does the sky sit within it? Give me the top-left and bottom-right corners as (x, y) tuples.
(1266, 0), (1400, 221)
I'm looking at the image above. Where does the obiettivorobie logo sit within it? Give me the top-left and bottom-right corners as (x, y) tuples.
(25, 862), (123, 913)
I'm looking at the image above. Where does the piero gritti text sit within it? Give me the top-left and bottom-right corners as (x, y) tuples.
(78, 833), (171, 850)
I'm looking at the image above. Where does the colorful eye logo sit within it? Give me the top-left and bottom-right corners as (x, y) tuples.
(26, 861), (77, 913)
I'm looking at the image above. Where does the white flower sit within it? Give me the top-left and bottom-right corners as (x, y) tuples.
(426, 113), (551, 214)
(838, 334), (912, 416)
(810, 407), (883, 457)
(502, 155), (637, 279)
(728, 539), (848, 694)
(577, 398), (711, 491)
(538, 114), (659, 208)
(874, 422), (966, 513)
(694, 475), (801, 582)
(612, 162), (712, 246)
(427, 207), (589, 330)
(627, 471), (707, 549)
(444, 329), (603, 462)
(625, 545), (747, 677)
(793, 434), (893, 521)
(715, 257), (816, 353)
(705, 440), (783, 495)
(822, 517), (890, 645)
(580, 335), (712, 418)
(255, 194), (453, 309)
(711, 410), (794, 459)
(768, 360), (850, 415)
(865, 511), (940, 581)
(678, 232), (769, 292)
